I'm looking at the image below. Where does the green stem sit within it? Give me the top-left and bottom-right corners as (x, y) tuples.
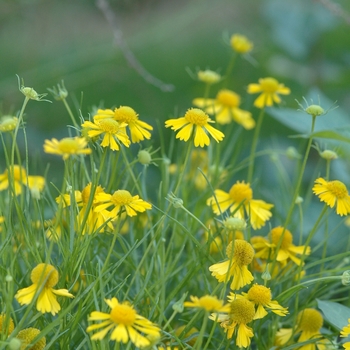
(222, 53), (237, 88)
(62, 98), (79, 129)
(173, 140), (193, 195)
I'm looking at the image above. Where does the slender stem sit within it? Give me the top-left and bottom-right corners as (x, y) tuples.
(173, 140), (193, 195)
(62, 98), (79, 129)
(247, 108), (265, 183)
(222, 53), (237, 88)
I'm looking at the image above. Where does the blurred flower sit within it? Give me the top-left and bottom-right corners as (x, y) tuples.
(207, 181), (273, 230)
(165, 108), (224, 147)
(320, 149), (338, 161)
(15, 263), (74, 315)
(87, 297), (161, 347)
(247, 77), (290, 109)
(95, 189), (152, 217)
(210, 298), (255, 348)
(313, 177), (350, 216)
(0, 314), (14, 336)
(230, 284), (288, 319)
(193, 89), (255, 129)
(341, 318), (350, 350)
(0, 165), (27, 195)
(0, 116), (18, 132)
(27, 175), (45, 199)
(230, 34), (253, 54)
(81, 117), (130, 151)
(184, 295), (230, 312)
(209, 239), (254, 290)
(44, 137), (92, 160)
(17, 327), (46, 350)
(197, 69), (221, 84)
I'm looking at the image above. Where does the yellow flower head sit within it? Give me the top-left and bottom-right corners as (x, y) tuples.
(209, 239), (255, 290)
(184, 295), (230, 312)
(87, 297), (161, 348)
(247, 77), (290, 109)
(207, 181), (273, 230)
(0, 165), (27, 196)
(0, 314), (14, 335)
(210, 298), (255, 348)
(230, 284), (288, 320)
(165, 108), (224, 147)
(313, 177), (350, 216)
(269, 226), (311, 266)
(0, 116), (18, 132)
(81, 117), (130, 151)
(341, 318), (350, 338)
(95, 189), (152, 217)
(230, 34), (253, 54)
(15, 263), (74, 315)
(44, 137), (92, 160)
(197, 69), (221, 84)
(17, 327), (46, 350)
(193, 89), (255, 129)
(113, 106), (153, 143)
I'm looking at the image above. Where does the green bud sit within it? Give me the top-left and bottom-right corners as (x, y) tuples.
(320, 150), (338, 160)
(138, 150), (152, 165)
(305, 104), (325, 117)
(223, 217), (246, 231)
(197, 70), (221, 84)
(8, 338), (22, 350)
(342, 270), (350, 286)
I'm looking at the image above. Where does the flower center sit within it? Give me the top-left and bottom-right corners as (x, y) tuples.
(97, 118), (121, 134)
(327, 180), (348, 198)
(297, 308), (323, 333)
(229, 299), (255, 324)
(184, 108), (209, 126)
(0, 116), (18, 132)
(216, 89), (240, 108)
(226, 239), (255, 266)
(110, 303), (136, 326)
(247, 284), (272, 304)
(259, 77), (279, 93)
(229, 182), (253, 203)
(31, 263), (58, 288)
(17, 328), (46, 350)
(270, 227), (293, 249)
(111, 190), (133, 205)
(114, 106), (138, 123)
(58, 138), (82, 153)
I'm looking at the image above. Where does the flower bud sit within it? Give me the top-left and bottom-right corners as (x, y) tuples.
(8, 338), (21, 350)
(230, 34), (253, 54)
(295, 196), (303, 204)
(286, 146), (301, 160)
(320, 150), (338, 161)
(138, 150), (152, 165)
(342, 270), (350, 286)
(0, 116), (18, 132)
(223, 217), (247, 231)
(197, 70), (221, 84)
(305, 104), (325, 117)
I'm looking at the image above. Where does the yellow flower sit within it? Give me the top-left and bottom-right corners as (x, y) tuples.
(276, 308), (333, 350)
(87, 297), (161, 347)
(210, 298), (255, 348)
(0, 314), (14, 335)
(43, 137), (92, 160)
(207, 181), (273, 230)
(230, 284), (288, 319)
(247, 77), (290, 109)
(193, 89), (255, 129)
(341, 319), (350, 349)
(313, 177), (350, 216)
(95, 189), (152, 217)
(15, 263), (74, 315)
(0, 115), (18, 132)
(27, 175), (45, 199)
(209, 239), (255, 290)
(184, 295), (230, 312)
(230, 34), (253, 54)
(81, 117), (130, 151)
(269, 226), (311, 266)
(0, 165), (27, 195)
(165, 108), (224, 147)
(17, 327), (46, 350)
(57, 183), (114, 235)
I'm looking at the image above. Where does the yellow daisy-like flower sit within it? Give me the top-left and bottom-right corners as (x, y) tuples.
(210, 298), (255, 348)
(165, 108), (224, 147)
(269, 226), (311, 266)
(17, 327), (46, 350)
(43, 137), (92, 160)
(209, 239), (255, 290)
(193, 89), (255, 129)
(207, 180), (273, 230)
(27, 175), (45, 199)
(95, 189), (152, 217)
(15, 263), (74, 315)
(0, 115), (18, 132)
(230, 34), (253, 54)
(184, 295), (230, 312)
(312, 177), (350, 216)
(81, 117), (130, 151)
(276, 308), (332, 350)
(247, 77), (290, 109)
(229, 284), (288, 320)
(341, 318), (350, 350)
(87, 297), (161, 348)
(0, 165), (27, 195)
(0, 314), (14, 335)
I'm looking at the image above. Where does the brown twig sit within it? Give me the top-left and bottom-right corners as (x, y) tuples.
(96, 0), (175, 92)
(314, 0), (350, 25)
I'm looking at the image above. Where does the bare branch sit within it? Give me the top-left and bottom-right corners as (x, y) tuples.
(96, 0), (175, 92)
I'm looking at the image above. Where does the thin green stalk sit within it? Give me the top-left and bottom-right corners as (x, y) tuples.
(222, 52), (237, 88)
(193, 311), (209, 350)
(62, 98), (79, 129)
(173, 140), (193, 195)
